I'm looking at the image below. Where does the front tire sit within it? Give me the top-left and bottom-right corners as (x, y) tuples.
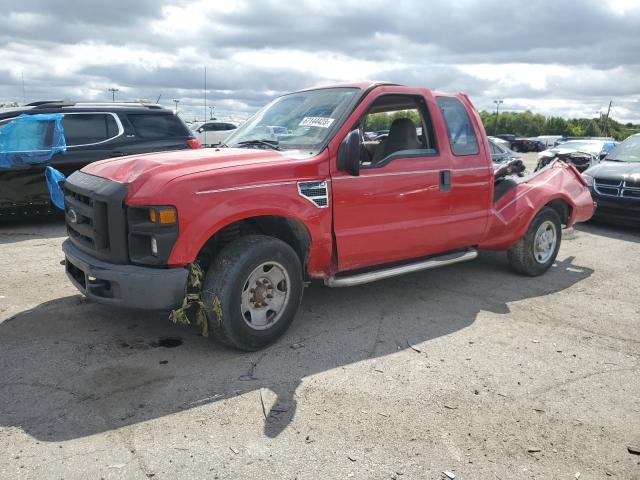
(507, 207), (562, 276)
(201, 235), (304, 351)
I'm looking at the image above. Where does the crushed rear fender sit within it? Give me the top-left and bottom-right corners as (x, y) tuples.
(479, 161), (594, 250)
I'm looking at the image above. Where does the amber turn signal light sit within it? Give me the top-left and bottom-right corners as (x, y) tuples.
(149, 207), (177, 225)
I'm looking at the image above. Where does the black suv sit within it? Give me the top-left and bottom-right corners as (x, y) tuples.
(0, 101), (199, 217)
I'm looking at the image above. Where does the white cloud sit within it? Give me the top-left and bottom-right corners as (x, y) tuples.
(0, 0), (639, 123)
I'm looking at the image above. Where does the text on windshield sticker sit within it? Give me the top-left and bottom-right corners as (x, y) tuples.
(299, 117), (335, 128)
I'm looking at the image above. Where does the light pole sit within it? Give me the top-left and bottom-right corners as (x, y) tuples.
(108, 87), (119, 102)
(493, 99), (504, 136)
(173, 99), (180, 114)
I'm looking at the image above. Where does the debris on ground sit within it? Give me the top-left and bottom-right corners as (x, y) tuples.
(527, 447), (542, 453)
(347, 455), (357, 462)
(290, 342), (305, 349)
(259, 388), (268, 419)
(229, 446), (239, 455)
(169, 262), (209, 337)
(444, 404), (458, 410)
(407, 340), (422, 353)
(374, 362), (384, 373)
(628, 445), (640, 455)
(442, 471), (456, 479)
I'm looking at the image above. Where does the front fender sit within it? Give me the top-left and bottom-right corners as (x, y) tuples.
(166, 184), (333, 277)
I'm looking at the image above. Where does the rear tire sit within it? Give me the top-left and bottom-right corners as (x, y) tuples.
(201, 235), (304, 351)
(507, 207), (562, 276)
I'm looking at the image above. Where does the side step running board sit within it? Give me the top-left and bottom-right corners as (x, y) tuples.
(324, 249), (478, 288)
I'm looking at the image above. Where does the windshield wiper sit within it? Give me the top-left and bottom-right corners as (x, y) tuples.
(604, 158), (625, 162)
(236, 139), (281, 151)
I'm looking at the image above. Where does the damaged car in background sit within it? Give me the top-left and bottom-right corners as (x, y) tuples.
(535, 139), (618, 173)
(0, 101), (199, 218)
(583, 133), (640, 226)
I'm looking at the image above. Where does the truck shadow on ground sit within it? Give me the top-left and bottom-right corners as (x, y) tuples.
(0, 252), (593, 441)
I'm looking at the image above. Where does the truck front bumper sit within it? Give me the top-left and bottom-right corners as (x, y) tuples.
(62, 239), (188, 310)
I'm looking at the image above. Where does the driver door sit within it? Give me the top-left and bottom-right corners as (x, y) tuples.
(331, 90), (452, 272)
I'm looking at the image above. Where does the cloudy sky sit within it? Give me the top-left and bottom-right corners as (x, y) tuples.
(1, 0), (639, 122)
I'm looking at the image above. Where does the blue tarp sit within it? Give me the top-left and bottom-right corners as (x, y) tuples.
(45, 166), (65, 210)
(0, 113), (66, 168)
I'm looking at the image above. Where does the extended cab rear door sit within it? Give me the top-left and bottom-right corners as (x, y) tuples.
(434, 95), (492, 249)
(330, 87), (453, 272)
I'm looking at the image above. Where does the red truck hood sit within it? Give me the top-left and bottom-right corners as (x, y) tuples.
(82, 148), (298, 186)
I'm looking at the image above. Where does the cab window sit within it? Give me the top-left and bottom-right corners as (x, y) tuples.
(359, 94), (437, 167)
(436, 96), (479, 156)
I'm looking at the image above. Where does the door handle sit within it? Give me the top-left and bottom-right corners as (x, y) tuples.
(439, 170), (451, 192)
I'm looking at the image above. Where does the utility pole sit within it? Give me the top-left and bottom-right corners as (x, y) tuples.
(493, 100), (504, 136)
(209, 106), (216, 120)
(108, 87), (119, 102)
(173, 99), (180, 114)
(604, 100), (613, 136)
(21, 72), (26, 104)
(204, 67), (207, 145)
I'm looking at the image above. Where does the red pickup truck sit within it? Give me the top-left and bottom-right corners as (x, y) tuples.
(61, 82), (594, 350)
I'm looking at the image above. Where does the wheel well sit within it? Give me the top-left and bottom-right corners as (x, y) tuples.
(196, 216), (311, 273)
(545, 199), (572, 225)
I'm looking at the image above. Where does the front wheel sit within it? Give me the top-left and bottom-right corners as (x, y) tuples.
(507, 207), (562, 276)
(201, 235), (304, 351)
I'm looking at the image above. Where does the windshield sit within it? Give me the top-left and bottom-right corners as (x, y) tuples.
(606, 135), (640, 162)
(224, 87), (359, 152)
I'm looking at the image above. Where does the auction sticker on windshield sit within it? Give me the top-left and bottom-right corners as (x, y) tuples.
(299, 117), (335, 128)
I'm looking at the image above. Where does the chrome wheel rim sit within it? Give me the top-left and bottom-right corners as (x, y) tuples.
(240, 261), (290, 330)
(533, 220), (557, 264)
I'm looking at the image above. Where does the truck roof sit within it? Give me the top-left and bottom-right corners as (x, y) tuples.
(296, 81), (398, 93)
(295, 82), (468, 103)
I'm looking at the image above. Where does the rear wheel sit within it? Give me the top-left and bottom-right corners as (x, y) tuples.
(507, 207), (562, 276)
(201, 235), (303, 351)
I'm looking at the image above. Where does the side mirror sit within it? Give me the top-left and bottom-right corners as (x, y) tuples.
(337, 129), (361, 176)
(196, 127), (203, 133)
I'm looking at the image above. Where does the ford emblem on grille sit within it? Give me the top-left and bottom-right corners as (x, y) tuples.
(68, 208), (78, 224)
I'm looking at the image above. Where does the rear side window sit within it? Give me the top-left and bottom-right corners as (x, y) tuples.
(62, 114), (119, 146)
(128, 114), (190, 139)
(436, 97), (479, 156)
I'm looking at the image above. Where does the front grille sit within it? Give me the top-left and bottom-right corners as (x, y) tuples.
(596, 178), (622, 187)
(622, 179), (640, 199)
(594, 177), (640, 202)
(623, 189), (640, 199)
(64, 171), (128, 263)
(594, 178), (622, 197)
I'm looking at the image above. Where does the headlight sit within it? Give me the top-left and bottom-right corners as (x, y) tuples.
(127, 206), (179, 265)
(582, 174), (594, 187)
